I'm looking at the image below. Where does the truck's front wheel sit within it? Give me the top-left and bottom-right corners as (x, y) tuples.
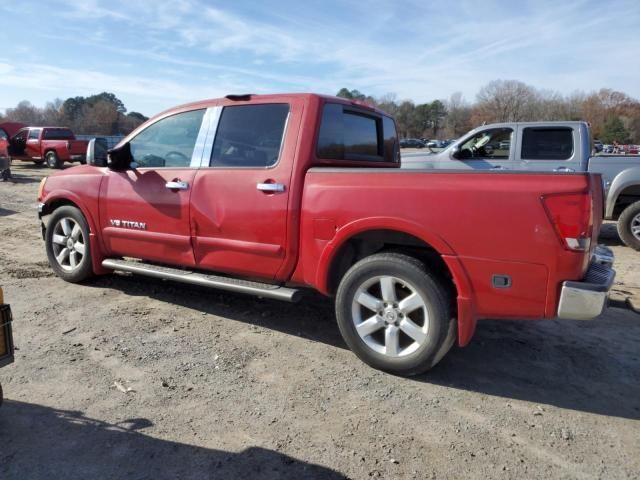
(617, 200), (640, 250)
(335, 253), (454, 376)
(45, 206), (94, 282)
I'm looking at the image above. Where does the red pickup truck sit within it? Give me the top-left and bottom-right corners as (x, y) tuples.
(36, 93), (615, 375)
(9, 126), (88, 168)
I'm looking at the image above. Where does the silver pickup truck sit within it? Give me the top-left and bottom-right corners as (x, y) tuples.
(402, 121), (640, 250)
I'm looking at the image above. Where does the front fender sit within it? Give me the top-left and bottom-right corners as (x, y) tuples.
(40, 188), (108, 275)
(41, 190), (98, 233)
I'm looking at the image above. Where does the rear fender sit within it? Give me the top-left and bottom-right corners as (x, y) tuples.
(315, 216), (456, 294)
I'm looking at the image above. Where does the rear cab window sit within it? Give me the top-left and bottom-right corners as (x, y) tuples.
(521, 127), (574, 160)
(316, 103), (399, 165)
(43, 128), (74, 140)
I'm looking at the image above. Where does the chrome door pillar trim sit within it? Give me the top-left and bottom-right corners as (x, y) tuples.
(196, 106), (222, 168)
(190, 107), (217, 168)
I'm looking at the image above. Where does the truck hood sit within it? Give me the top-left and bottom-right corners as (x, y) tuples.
(400, 150), (449, 169)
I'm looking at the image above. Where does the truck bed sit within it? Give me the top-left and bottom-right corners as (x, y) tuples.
(298, 168), (601, 323)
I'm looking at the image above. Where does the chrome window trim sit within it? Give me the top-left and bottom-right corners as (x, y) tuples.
(190, 107), (219, 168)
(197, 106), (222, 168)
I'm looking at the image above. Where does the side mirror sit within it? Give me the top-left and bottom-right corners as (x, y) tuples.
(86, 138), (109, 167)
(107, 143), (133, 171)
(451, 146), (461, 160)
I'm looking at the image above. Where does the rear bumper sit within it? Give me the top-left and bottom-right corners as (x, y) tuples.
(557, 246), (615, 320)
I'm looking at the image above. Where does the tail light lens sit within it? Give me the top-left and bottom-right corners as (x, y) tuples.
(542, 192), (593, 251)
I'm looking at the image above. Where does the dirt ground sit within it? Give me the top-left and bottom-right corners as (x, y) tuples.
(0, 162), (638, 479)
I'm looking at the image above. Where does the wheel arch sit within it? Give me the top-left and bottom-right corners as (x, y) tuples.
(41, 192), (97, 234)
(318, 218), (456, 295)
(606, 169), (640, 219)
(41, 191), (108, 275)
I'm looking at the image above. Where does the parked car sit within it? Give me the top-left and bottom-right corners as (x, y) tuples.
(593, 139), (603, 152)
(425, 140), (442, 148)
(602, 144), (613, 154)
(37, 94), (614, 375)
(9, 127), (89, 168)
(402, 121), (640, 250)
(0, 145), (10, 181)
(400, 138), (425, 148)
(0, 131), (10, 181)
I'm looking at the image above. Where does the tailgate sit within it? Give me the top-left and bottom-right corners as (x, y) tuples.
(69, 140), (88, 154)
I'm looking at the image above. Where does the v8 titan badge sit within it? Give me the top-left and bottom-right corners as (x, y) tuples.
(110, 219), (147, 230)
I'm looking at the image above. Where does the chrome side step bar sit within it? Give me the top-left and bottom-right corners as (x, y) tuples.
(101, 259), (301, 302)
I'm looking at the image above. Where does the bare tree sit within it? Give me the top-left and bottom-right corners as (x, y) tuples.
(475, 80), (538, 123)
(5, 100), (44, 125)
(444, 92), (472, 137)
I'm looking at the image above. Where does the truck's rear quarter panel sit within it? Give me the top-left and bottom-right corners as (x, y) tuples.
(299, 169), (594, 323)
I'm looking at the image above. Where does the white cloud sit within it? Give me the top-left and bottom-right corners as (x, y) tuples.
(2, 0), (639, 113)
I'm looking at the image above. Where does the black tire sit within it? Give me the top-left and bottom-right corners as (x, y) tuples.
(45, 206), (94, 283)
(45, 151), (62, 169)
(617, 200), (640, 250)
(335, 252), (453, 376)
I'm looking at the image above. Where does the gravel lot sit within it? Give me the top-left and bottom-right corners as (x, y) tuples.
(1, 162), (639, 479)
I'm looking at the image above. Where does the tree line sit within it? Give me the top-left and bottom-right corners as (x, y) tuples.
(338, 80), (640, 144)
(0, 92), (148, 136)
(2, 81), (638, 143)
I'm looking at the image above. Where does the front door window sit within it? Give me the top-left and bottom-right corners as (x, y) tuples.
(459, 128), (513, 160)
(130, 109), (206, 168)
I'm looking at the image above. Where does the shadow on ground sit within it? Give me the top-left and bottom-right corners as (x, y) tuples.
(0, 401), (345, 480)
(87, 271), (640, 421)
(598, 222), (625, 247)
(421, 310), (640, 420)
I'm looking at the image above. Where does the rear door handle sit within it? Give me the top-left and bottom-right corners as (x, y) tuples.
(554, 166), (575, 172)
(165, 180), (189, 190)
(257, 182), (285, 193)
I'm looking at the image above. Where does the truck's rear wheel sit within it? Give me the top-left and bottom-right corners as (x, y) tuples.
(45, 151), (62, 169)
(335, 253), (454, 376)
(617, 200), (640, 250)
(45, 206), (94, 282)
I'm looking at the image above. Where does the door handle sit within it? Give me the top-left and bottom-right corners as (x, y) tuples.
(257, 182), (285, 193)
(165, 180), (189, 190)
(491, 165), (508, 170)
(554, 166), (575, 172)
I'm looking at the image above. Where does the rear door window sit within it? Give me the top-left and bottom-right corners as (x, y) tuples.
(521, 128), (573, 160)
(317, 103), (397, 163)
(28, 129), (41, 140)
(210, 104), (290, 168)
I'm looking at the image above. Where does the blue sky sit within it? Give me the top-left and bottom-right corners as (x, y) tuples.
(0, 0), (639, 116)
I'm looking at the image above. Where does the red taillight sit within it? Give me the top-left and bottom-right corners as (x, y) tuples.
(542, 192), (593, 251)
